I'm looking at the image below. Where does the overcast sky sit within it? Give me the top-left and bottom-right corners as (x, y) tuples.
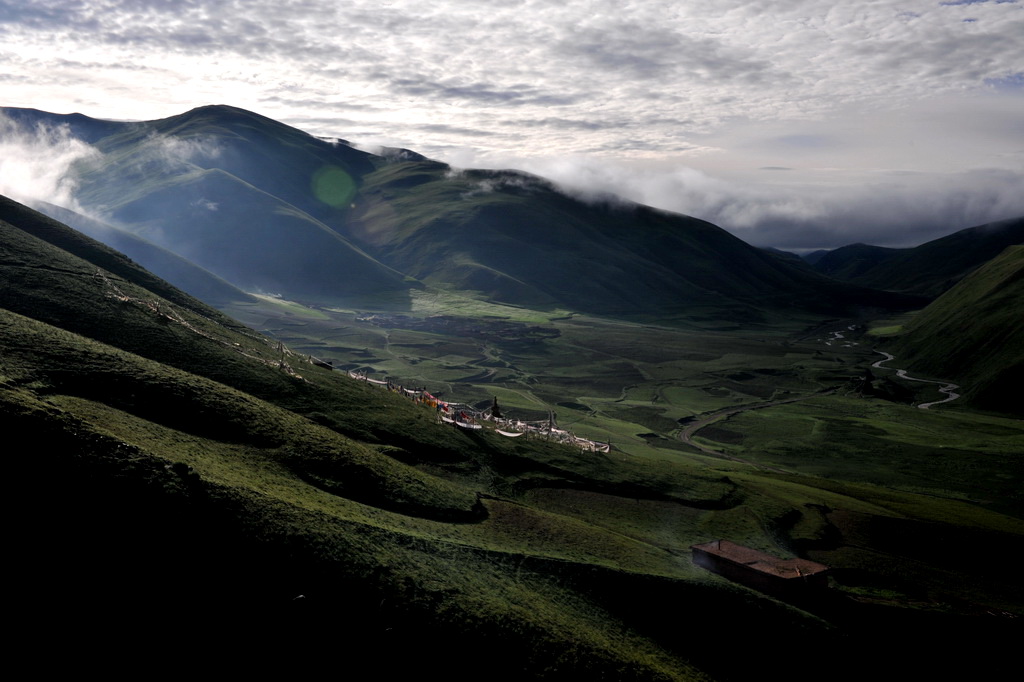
(2, 0), (1022, 249)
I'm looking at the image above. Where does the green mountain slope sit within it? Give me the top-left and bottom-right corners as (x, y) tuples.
(349, 162), (918, 317)
(3, 196), (1020, 675)
(814, 217), (1024, 297)
(26, 105), (415, 304)
(64, 112), (411, 301)
(892, 245), (1024, 414)
(140, 104), (378, 226)
(80, 164), (413, 301)
(0, 195), (824, 677)
(5, 104), (918, 318)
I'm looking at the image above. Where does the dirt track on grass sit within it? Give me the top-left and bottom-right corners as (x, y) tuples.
(677, 388), (835, 471)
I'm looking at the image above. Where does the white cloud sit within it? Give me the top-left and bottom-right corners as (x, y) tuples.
(0, 111), (98, 210)
(1, 0), (1022, 247)
(138, 132), (222, 169)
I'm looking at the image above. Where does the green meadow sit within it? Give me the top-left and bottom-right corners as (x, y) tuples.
(227, 290), (1024, 613)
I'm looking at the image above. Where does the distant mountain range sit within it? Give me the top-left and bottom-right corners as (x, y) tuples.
(3, 104), (923, 319)
(810, 217), (1024, 298)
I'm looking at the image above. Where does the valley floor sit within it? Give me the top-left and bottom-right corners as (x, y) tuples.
(227, 292), (1024, 607)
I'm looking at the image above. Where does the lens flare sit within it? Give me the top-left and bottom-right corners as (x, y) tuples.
(312, 166), (355, 208)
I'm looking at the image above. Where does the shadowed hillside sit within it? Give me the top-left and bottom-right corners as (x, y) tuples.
(6, 194), (1020, 676)
(0, 195), (838, 678)
(68, 115), (415, 302)
(892, 245), (1024, 414)
(349, 163), (916, 317)
(813, 217), (1024, 297)
(813, 243), (900, 282)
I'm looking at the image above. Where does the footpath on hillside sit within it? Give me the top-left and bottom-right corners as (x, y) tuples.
(677, 322), (964, 469)
(676, 389), (835, 472)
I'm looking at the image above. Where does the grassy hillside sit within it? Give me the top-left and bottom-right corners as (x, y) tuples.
(6, 195), (1021, 676)
(350, 162), (919, 317)
(0, 195), (817, 678)
(142, 104), (379, 226)
(891, 245), (1024, 413)
(71, 156), (413, 303)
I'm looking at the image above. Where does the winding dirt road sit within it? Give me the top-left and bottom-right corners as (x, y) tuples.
(675, 329), (962, 466)
(676, 389), (834, 471)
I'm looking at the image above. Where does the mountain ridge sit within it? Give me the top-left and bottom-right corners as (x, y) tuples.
(812, 217), (1024, 297)
(5, 104), (924, 319)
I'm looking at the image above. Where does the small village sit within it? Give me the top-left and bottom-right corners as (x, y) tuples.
(347, 370), (612, 453)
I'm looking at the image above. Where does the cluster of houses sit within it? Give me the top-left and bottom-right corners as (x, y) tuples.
(347, 372), (611, 453)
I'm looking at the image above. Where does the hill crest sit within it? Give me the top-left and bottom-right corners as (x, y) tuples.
(5, 104), (922, 319)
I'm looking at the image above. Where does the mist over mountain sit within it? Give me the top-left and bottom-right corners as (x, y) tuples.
(35, 200), (255, 307)
(2, 104), (923, 319)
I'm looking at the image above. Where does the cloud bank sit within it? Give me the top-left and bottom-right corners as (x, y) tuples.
(1, 0), (1022, 247)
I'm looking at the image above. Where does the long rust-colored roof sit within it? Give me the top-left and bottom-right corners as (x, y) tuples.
(691, 539), (828, 579)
